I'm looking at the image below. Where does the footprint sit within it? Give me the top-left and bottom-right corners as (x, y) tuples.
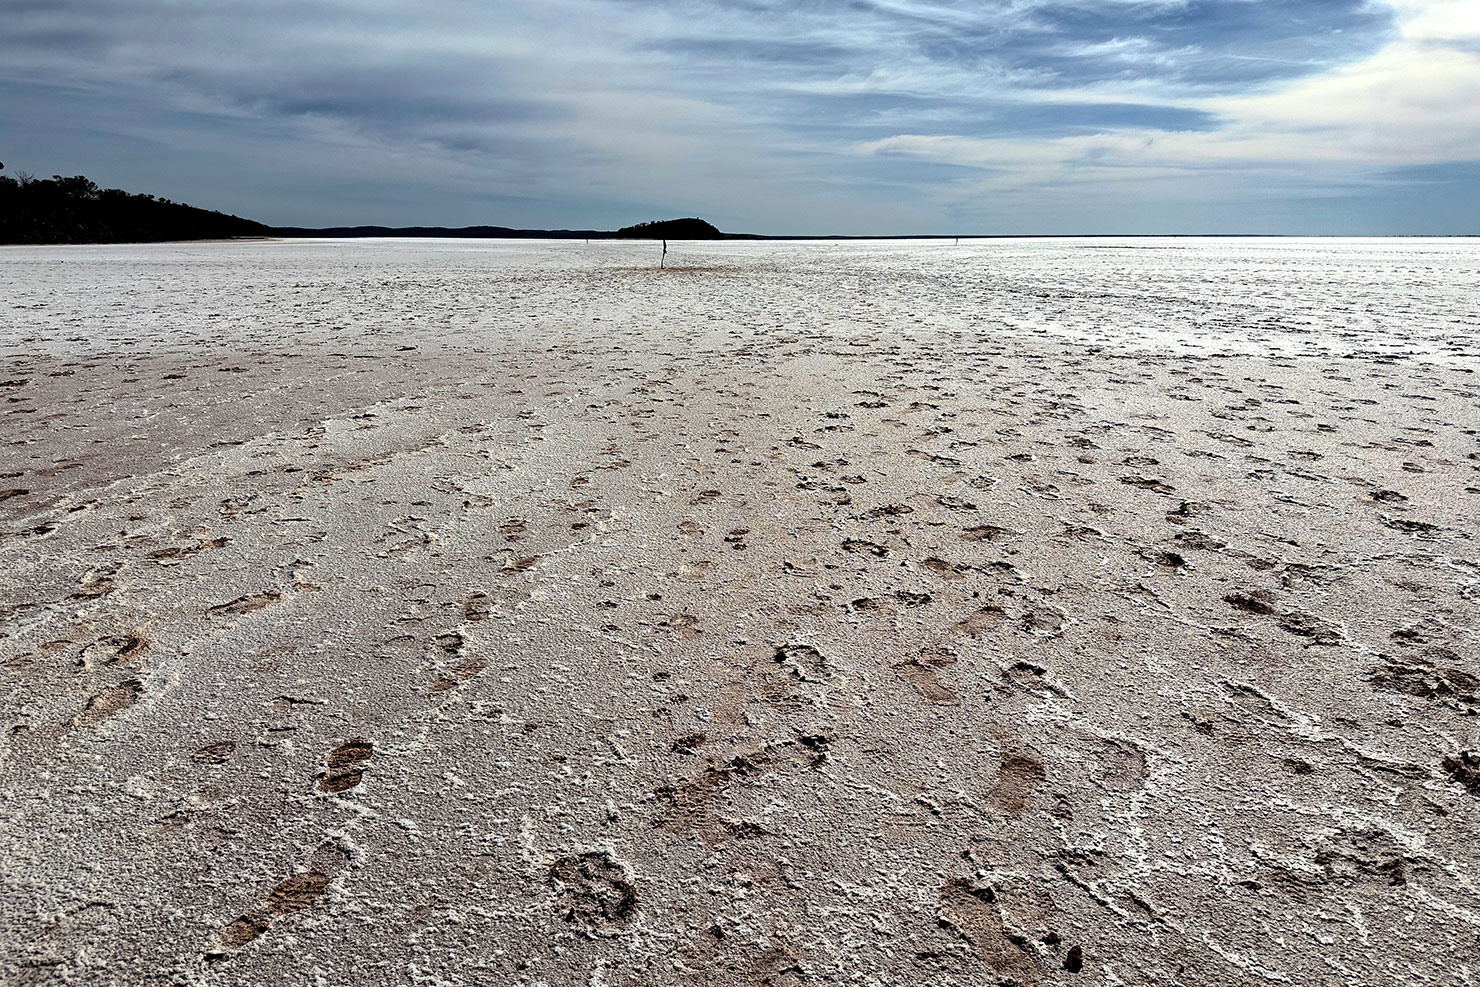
(266, 871), (330, 914)
(1119, 475), (1175, 494)
(1166, 500), (1209, 523)
(208, 591), (283, 617)
(655, 733), (832, 844)
(193, 740), (237, 764)
(548, 851), (638, 936)
(1140, 549), (1185, 569)
(449, 653), (488, 679)
(774, 643), (829, 680)
(989, 750), (1047, 814)
(1369, 658), (1477, 706)
(1274, 611), (1343, 645)
(147, 537), (230, 562)
(463, 592), (492, 621)
(1442, 752), (1480, 796)
(894, 647), (959, 705)
(906, 449), (963, 466)
(316, 740), (373, 794)
(71, 566), (119, 600)
(218, 869), (333, 950)
(922, 557), (968, 580)
(1019, 605), (1066, 636)
(843, 538), (889, 558)
(219, 915), (271, 949)
(1091, 737), (1147, 791)
(663, 721), (710, 752)
(1224, 591), (1342, 643)
(937, 879), (1038, 983)
(74, 680), (143, 727)
(78, 631), (150, 669)
(1383, 516), (1439, 536)
(670, 561), (714, 583)
(955, 606), (1006, 637)
(663, 613), (703, 640)
(1224, 591), (1276, 615)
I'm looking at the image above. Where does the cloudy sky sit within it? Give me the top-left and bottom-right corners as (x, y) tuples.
(3, 0), (1477, 233)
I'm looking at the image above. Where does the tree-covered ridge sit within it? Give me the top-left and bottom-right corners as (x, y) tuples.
(0, 166), (271, 245)
(614, 217), (723, 239)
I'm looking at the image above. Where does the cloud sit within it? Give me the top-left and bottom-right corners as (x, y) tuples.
(857, 0), (1480, 220)
(0, 0), (1471, 231)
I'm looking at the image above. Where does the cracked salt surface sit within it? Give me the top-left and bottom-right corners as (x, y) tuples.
(1, 236), (1478, 985)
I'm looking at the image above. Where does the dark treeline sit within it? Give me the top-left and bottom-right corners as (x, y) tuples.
(0, 167), (757, 243)
(0, 165), (271, 245)
(0, 168), (739, 243)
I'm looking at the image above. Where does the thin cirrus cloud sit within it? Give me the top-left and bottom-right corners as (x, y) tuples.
(0, 0), (1474, 233)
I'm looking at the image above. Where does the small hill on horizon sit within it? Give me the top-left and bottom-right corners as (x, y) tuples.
(614, 217), (724, 239)
(0, 166), (272, 245)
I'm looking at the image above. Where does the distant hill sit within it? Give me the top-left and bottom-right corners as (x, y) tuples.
(0, 166), (272, 245)
(614, 217), (723, 239)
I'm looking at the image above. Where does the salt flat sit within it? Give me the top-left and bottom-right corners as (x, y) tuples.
(1, 237), (1478, 986)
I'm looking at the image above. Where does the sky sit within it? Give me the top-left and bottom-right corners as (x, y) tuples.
(2, 0), (1477, 234)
